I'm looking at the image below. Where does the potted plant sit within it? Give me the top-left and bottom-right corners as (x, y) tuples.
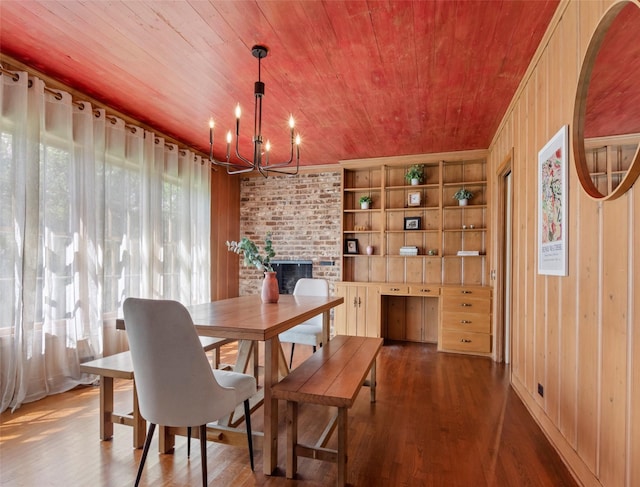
(405, 164), (424, 185)
(453, 188), (474, 206)
(226, 233), (279, 302)
(359, 195), (373, 210)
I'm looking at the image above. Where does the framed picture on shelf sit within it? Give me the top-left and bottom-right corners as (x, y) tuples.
(345, 238), (359, 254)
(404, 216), (421, 230)
(407, 191), (421, 207)
(537, 125), (568, 276)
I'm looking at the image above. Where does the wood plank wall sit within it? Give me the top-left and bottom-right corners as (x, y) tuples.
(487, 1), (638, 486)
(210, 169), (240, 300)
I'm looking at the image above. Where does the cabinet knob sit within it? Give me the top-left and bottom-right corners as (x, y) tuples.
(460, 339), (472, 343)
(460, 303), (472, 307)
(460, 320), (472, 324)
(461, 290), (472, 294)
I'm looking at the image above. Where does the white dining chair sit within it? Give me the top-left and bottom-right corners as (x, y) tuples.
(123, 297), (256, 487)
(278, 278), (329, 368)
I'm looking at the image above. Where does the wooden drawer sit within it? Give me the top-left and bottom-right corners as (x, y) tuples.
(442, 311), (491, 333)
(441, 295), (490, 314)
(441, 329), (491, 354)
(380, 284), (409, 295)
(409, 285), (439, 296)
(441, 286), (491, 299)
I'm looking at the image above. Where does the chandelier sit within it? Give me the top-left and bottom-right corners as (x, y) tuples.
(208, 45), (300, 177)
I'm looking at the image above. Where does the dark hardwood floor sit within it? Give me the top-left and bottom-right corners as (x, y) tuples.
(0, 341), (577, 486)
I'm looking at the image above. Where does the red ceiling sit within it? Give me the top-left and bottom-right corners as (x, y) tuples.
(0, 0), (560, 167)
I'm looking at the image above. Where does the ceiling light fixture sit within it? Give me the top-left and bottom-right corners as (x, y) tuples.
(208, 45), (300, 177)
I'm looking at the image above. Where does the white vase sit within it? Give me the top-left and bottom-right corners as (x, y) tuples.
(366, 245), (374, 255)
(411, 178), (419, 186)
(458, 198), (468, 206)
(361, 202), (370, 210)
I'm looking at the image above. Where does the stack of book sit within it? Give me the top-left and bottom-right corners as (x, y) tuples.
(400, 246), (419, 256)
(457, 250), (480, 256)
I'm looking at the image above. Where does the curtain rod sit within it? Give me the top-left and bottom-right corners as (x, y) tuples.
(1, 62), (206, 164)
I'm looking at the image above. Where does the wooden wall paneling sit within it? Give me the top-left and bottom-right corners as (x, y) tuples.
(424, 297), (439, 343)
(557, 0), (580, 448)
(599, 197), (629, 486)
(405, 297), (422, 342)
(385, 296), (405, 340)
(533, 53), (549, 412)
(575, 198), (600, 473)
(387, 256), (405, 283)
(524, 77), (537, 398)
(370, 257), (387, 282)
(210, 170), (240, 300)
(632, 187), (639, 487)
(545, 29), (562, 428)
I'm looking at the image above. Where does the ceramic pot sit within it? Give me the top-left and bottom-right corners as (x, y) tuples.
(458, 198), (468, 206)
(361, 202), (370, 210)
(411, 178), (419, 186)
(261, 271), (279, 303)
(366, 245), (374, 255)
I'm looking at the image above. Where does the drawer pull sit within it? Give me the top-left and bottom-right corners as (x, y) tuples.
(460, 303), (472, 307)
(460, 320), (472, 324)
(460, 339), (472, 343)
(461, 290), (473, 294)
(390, 287), (400, 292)
(420, 288), (431, 293)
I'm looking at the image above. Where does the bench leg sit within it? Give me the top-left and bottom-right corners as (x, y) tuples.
(100, 376), (114, 441)
(286, 401), (298, 479)
(337, 407), (348, 487)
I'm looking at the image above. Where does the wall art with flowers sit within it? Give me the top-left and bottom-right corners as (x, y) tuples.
(538, 125), (568, 276)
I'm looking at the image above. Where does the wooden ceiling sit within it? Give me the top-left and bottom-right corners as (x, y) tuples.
(0, 1), (560, 167)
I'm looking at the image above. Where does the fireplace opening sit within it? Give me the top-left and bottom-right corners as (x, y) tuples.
(271, 260), (313, 294)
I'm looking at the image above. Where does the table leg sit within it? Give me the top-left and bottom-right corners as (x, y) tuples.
(370, 360), (377, 403)
(263, 338), (280, 475)
(132, 381), (146, 448)
(100, 376), (114, 441)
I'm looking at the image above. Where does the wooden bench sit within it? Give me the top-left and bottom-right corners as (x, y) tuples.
(272, 335), (383, 487)
(79, 336), (234, 448)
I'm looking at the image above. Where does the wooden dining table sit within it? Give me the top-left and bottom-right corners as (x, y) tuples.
(166, 294), (344, 475)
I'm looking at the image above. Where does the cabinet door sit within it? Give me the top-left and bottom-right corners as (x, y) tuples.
(362, 285), (380, 337)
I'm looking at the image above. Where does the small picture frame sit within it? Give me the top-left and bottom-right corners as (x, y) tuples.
(407, 191), (421, 207)
(345, 239), (359, 254)
(404, 217), (421, 230)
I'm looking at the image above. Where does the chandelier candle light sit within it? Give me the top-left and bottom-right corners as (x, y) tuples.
(208, 45), (301, 177)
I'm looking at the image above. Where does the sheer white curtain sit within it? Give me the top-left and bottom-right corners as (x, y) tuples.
(0, 72), (211, 413)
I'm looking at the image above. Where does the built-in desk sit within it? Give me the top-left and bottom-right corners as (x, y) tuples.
(334, 282), (492, 356)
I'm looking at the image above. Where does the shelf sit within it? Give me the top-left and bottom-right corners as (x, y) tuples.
(344, 208), (382, 213)
(443, 204), (487, 210)
(385, 206), (440, 212)
(442, 180), (486, 187)
(442, 228), (486, 232)
(385, 229), (439, 234)
(343, 230), (380, 234)
(343, 187), (380, 192)
(386, 183), (440, 190)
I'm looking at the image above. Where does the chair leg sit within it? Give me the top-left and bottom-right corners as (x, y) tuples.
(187, 426), (191, 457)
(199, 424), (207, 487)
(289, 343), (295, 369)
(135, 423), (156, 487)
(244, 400), (254, 471)
(312, 345), (317, 353)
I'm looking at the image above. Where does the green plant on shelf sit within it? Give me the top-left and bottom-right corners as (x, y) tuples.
(405, 164), (424, 184)
(452, 188), (474, 201)
(359, 195), (373, 205)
